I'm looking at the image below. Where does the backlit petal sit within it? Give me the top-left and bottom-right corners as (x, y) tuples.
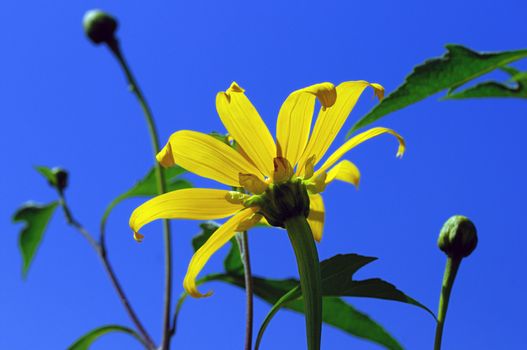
(326, 160), (361, 187)
(184, 207), (259, 297)
(314, 127), (405, 177)
(216, 82), (276, 177)
(129, 188), (247, 237)
(297, 81), (384, 175)
(276, 82), (336, 167)
(157, 130), (262, 186)
(307, 194), (325, 242)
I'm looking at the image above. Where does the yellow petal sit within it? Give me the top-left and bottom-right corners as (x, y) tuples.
(276, 82), (336, 167)
(314, 127), (405, 177)
(216, 82), (276, 177)
(184, 207), (259, 297)
(129, 188), (247, 237)
(239, 173), (268, 194)
(157, 130), (262, 187)
(326, 160), (361, 187)
(297, 81), (384, 175)
(273, 157), (294, 183)
(307, 194), (325, 242)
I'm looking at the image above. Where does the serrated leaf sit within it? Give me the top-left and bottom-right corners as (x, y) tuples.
(348, 45), (527, 134)
(101, 165), (191, 225)
(13, 201), (58, 277)
(253, 254), (433, 349)
(67, 325), (146, 350)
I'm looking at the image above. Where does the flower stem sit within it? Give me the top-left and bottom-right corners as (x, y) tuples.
(434, 256), (461, 350)
(58, 191), (156, 350)
(107, 38), (173, 350)
(235, 231), (254, 350)
(285, 216), (322, 350)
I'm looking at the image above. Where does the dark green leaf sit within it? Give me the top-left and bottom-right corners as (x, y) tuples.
(34, 166), (57, 185)
(349, 45), (527, 134)
(207, 273), (403, 350)
(101, 165), (191, 224)
(252, 254), (433, 349)
(445, 66), (527, 99)
(13, 201), (58, 277)
(67, 325), (147, 350)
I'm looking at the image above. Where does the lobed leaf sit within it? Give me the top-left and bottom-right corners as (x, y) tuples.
(348, 45), (527, 134)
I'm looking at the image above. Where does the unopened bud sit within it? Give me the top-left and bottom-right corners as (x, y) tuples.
(83, 10), (118, 44)
(438, 215), (478, 258)
(52, 167), (68, 191)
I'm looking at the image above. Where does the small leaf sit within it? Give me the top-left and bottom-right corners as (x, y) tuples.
(68, 325), (147, 350)
(34, 166), (68, 190)
(13, 201), (58, 277)
(101, 165), (191, 224)
(348, 45), (527, 134)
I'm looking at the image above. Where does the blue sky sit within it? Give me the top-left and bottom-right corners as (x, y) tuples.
(2, 0), (527, 349)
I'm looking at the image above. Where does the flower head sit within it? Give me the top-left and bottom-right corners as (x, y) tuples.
(130, 81), (405, 297)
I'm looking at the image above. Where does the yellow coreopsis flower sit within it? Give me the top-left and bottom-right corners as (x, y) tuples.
(129, 81), (405, 298)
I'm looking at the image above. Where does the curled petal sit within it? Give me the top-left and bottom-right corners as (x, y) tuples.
(297, 81), (384, 175)
(184, 207), (260, 297)
(216, 82), (276, 177)
(239, 173), (268, 194)
(129, 188), (246, 237)
(326, 160), (361, 187)
(157, 130), (262, 186)
(307, 194), (325, 242)
(314, 127), (405, 177)
(276, 82), (336, 167)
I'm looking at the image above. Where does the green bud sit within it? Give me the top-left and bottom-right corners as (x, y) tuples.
(83, 10), (118, 44)
(244, 178), (310, 227)
(438, 215), (478, 258)
(52, 167), (68, 192)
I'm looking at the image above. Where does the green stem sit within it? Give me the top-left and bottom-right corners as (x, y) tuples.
(284, 216), (322, 350)
(235, 231), (254, 350)
(107, 38), (173, 350)
(434, 257), (461, 350)
(58, 191), (156, 350)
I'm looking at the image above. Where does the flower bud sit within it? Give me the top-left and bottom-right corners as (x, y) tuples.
(83, 10), (118, 44)
(437, 215), (478, 258)
(52, 167), (68, 192)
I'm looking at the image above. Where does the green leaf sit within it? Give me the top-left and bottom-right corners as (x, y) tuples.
(67, 325), (147, 350)
(445, 66), (527, 99)
(207, 273), (403, 350)
(101, 165), (191, 224)
(348, 45), (527, 134)
(253, 254), (433, 349)
(34, 166), (68, 190)
(13, 201), (58, 277)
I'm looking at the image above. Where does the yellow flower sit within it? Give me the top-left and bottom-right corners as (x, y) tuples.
(129, 81), (405, 298)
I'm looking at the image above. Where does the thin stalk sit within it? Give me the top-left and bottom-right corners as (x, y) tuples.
(434, 257), (461, 350)
(285, 216), (322, 350)
(107, 38), (173, 350)
(235, 231), (254, 350)
(58, 191), (156, 350)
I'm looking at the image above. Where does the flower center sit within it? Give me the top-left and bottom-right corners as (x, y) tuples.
(243, 177), (310, 227)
